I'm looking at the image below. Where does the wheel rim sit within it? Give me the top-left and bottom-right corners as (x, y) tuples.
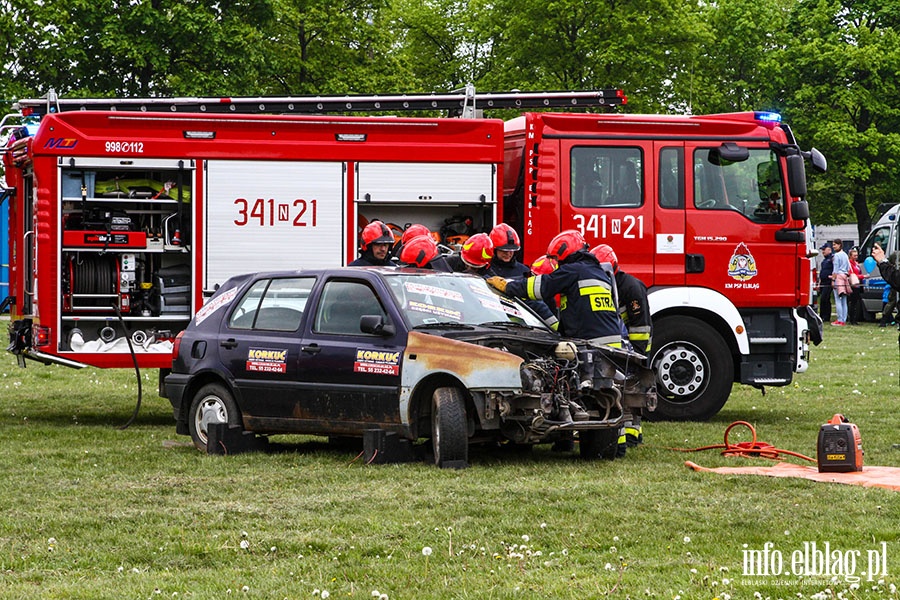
(194, 395), (228, 445)
(654, 342), (708, 404)
(431, 403), (442, 463)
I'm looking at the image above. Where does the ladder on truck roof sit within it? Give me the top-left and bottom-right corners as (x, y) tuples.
(13, 86), (626, 117)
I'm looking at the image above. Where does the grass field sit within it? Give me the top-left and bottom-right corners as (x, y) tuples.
(1, 321), (899, 599)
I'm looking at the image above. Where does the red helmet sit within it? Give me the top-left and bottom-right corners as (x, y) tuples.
(401, 223), (432, 246)
(360, 221), (394, 250)
(399, 235), (438, 267)
(489, 223), (521, 252)
(530, 254), (558, 275)
(547, 230), (586, 262)
(590, 244), (618, 272)
(460, 233), (494, 268)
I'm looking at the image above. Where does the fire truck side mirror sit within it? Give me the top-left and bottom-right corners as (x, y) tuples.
(806, 147), (827, 173)
(709, 142), (749, 166)
(786, 154), (807, 198)
(790, 200), (809, 221)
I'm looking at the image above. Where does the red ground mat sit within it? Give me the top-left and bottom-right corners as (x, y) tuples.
(685, 461), (900, 492)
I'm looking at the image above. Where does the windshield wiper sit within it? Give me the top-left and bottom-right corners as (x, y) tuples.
(478, 320), (538, 330)
(413, 322), (476, 330)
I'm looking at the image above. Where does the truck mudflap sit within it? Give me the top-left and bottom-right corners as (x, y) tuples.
(7, 319), (89, 369)
(800, 304), (823, 346)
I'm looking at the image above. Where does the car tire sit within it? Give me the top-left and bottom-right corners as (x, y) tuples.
(431, 386), (468, 468)
(649, 316), (733, 421)
(188, 383), (242, 452)
(579, 428), (618, 460)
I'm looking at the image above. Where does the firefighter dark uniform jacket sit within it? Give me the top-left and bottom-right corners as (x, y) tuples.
(615, 270), (652, 355)
(506, 251), (623, 346)
(491, 256), (559, 330)
(349, 249), (393, 267)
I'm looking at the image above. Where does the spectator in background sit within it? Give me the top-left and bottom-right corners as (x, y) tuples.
(847, 247), (865, 325)
(817, 243), (833, 323)
(830, 239), (850, 326)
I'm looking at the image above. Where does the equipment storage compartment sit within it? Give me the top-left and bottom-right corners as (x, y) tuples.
(58, 158), (193, 353)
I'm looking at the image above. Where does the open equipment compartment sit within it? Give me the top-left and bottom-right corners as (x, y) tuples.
(58, 157), (193, 353)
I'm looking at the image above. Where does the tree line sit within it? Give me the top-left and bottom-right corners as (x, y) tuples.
(2, 0), (899, 235)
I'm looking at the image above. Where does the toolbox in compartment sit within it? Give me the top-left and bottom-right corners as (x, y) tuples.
(156, 265), (191, 315)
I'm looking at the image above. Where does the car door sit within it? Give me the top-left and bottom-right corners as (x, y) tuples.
(296, 276), (406, 432)
(216, 276), (314, 426)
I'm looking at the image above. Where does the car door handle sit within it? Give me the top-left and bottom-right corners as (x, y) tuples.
(301, 344), (321, 354)
(220, 338), (238, 349)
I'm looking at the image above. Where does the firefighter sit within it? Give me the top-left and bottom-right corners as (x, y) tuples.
(590, 243), (651, 451)
(589, 244), (652, 356)
(446, 232), (495, 275)
(350, 221), (395, 266)
(488, 223), (528, 278)
(398, 234), (453, 271)
(487, 229), (627, 422)
(488, 223), (559, 329)
(393, 223), (432, 258)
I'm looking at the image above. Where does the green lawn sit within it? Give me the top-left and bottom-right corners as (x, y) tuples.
(1, 322), (898, 599)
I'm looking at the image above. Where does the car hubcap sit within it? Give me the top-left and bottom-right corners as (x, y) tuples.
(196, 396), (227, 443)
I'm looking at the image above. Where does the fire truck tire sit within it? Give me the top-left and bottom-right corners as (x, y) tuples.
(431, 386), (468, 468)
(649, 317), (732, 421)
(578, 428), (618, 460)
(188, 383), (243, 452)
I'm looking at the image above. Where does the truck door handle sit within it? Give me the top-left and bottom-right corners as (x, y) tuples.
(220, 338), (238, 349)
(686, 254), (705, 273)
(301, 344), (321, 354)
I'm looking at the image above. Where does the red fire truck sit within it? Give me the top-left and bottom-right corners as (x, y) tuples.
(503, 111), (826, 419)
(2, 91), (824, 420)
(0, 89), (621, 372)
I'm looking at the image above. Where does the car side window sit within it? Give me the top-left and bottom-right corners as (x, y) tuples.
(228, 277), (313, 331)
(314, 280), (387, 335)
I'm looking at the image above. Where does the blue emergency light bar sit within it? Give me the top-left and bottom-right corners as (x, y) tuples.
(754, 111), (782, 124)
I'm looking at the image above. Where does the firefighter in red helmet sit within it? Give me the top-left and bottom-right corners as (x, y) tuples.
(487, 229), (627, 423)
(447, 233), (495, 275)
(487, 223), (559, 329)
(591, 243), (652, 450)
(350, 221), (395, 266)
(398, 234), (443, 269)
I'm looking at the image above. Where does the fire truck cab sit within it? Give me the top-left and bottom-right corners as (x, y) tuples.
(503, 111), (826, 420)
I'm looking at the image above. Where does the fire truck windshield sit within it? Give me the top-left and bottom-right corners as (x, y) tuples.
(693, 148), (786, 224)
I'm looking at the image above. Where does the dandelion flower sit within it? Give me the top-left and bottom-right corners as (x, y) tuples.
(684, 536), (691, 543)
(422, 546), (432, 556)
(321, 592), (330, 599)
(521, 535), (530, 543)
(240, 540), (250, 550)
(242, 586), (249, 593)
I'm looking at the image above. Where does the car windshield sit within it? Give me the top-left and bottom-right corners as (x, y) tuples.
(383, 272), (549, 330)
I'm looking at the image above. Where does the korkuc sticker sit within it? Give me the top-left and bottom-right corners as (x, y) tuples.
(354, 349), (401, 375)
(728, 242), (758, 282)
(196, 287), (238, 325)
(246, 347), (288, 373)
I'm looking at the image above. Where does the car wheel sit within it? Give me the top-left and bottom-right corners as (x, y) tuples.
(431, 386), (468, 468)
(649, 316), (733, 421)
(579, 428), (618, 460)
(188, 383), (242, 452)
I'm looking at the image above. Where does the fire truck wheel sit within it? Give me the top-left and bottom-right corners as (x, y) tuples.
(188, 383), (242, 452)
(578, 428), (618, 460)
(649, 317), (732, 421)
(431, 386), (468, 467)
